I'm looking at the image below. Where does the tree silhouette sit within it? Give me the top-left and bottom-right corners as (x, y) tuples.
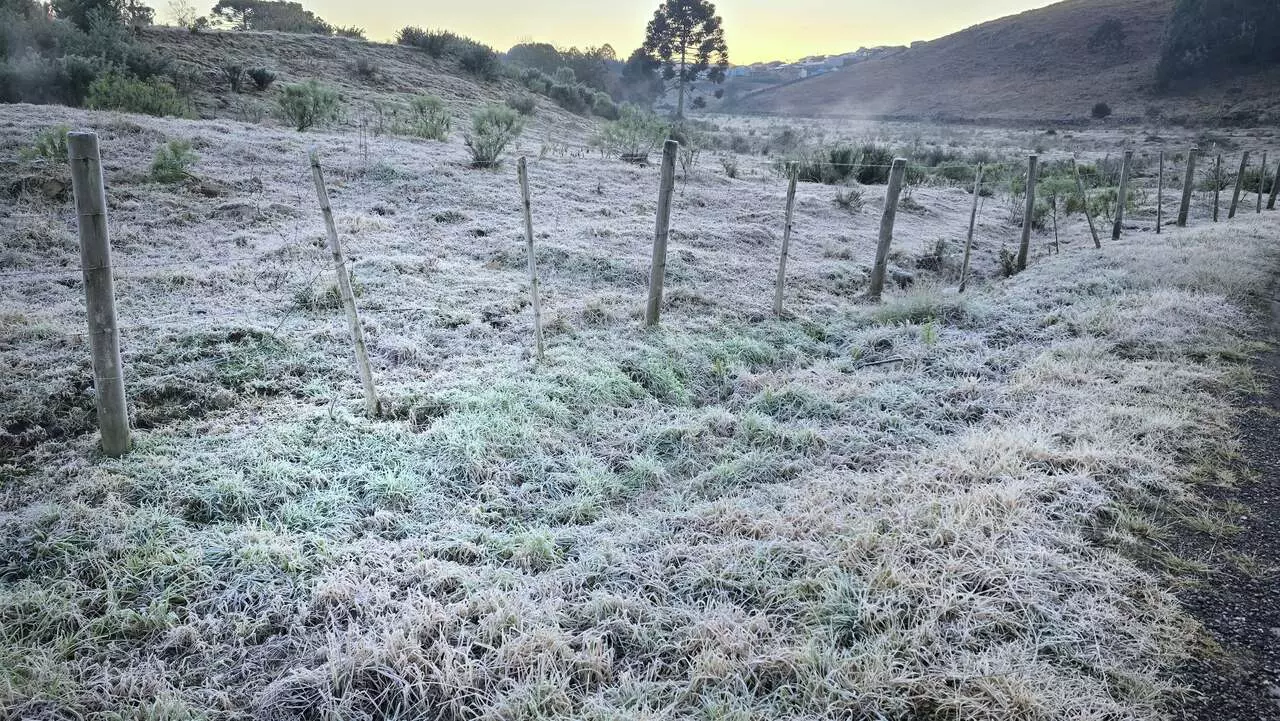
(641, 0), (728, 118)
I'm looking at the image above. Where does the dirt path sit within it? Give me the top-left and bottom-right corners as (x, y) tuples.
(1178, 279), (1280, 720)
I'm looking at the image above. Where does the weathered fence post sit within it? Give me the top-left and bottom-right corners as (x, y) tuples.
(959, 164), (984, 293)
(1111, 150), (1132, 240)
(1229, 151), (1249, 219)
(1269, 156), (1280, 210)
(1016, 154), (1038, 272)
(1072, 156), (1101, 249)
(309, 148), (380, 417)
(1258, 151), (1267, 214)
(516, 157), (545, 361)
(67, 131), (131, 457)
(773, 162), (798, 316)
(867, 158), (907, 301)
(1155, 151), (1165, 234)
(645, 139), (679, 327)
(1177, 148), (1196, 227)
(1213, 154), (1222, 222)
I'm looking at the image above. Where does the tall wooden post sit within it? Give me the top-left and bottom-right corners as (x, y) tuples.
(1111, 150), (1132, 240)
(516, 157), (545, 361)
(867, 158), (907, 301)
(645, 139), (678, 327)
(1072, 156), (1101, 249)
(773, 163), (798, 316)
(67, 132), (131, 457)
(1257, 151), (1267, 214)
(1016, 154), (1038, 272)
(1155, 151), (1165, 234)
(1269, 156), (1280, 210)
(1177, 148), (1196, 227)
(1213, 155), (1222, 222)
(1229, 151), (1249, 219)
(959, 164), (984, 292)
(309, 148), (380, 417)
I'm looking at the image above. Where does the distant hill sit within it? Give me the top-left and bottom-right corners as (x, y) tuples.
(727, 0), (1280, 125)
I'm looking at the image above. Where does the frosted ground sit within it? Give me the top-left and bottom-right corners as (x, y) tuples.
(1, 103), (1278, 719)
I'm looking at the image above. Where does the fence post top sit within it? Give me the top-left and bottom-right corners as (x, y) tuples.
(65, 131), (100, 158)
(663, 138), (680, 150)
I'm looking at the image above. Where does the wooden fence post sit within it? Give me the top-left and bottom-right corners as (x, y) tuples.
(645, 139), (679, 327)
(1072, 156), (1101, 249)
(1155, 151), (1164, 234)
(1229, 151), (1249, 219)
(867, 158), (907, 301)
(1258, 151), (1267, 214)
(517, 157), (545, 361)
(1111, 150), (1132, 240)
(1177, 148), (1196, 227)
(773, 163), (798, 316)
(958, 164), (984, 292)
(309, 148), (380, 417)
(1016, 154), (1038, 271)
(1213, 154), (1222, 222)
(67, 131), (131, 457)
(1269, 155), (1280, 210)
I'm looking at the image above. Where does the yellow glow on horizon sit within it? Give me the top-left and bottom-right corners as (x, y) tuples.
(153, 0), (1061, 64)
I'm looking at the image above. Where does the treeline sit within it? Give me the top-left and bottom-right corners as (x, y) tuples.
(1157, 0), (1280, 89)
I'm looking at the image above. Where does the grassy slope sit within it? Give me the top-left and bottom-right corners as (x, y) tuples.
(2, 102), (1279, 718)
(730, 0), (1280, 124)
(140, 27), (594, 139)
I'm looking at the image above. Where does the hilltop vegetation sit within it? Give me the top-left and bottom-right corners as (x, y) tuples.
(1157, 0), (1280, 89)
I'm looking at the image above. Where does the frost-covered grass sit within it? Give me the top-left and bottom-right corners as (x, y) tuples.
(1, 104), (1278, 719)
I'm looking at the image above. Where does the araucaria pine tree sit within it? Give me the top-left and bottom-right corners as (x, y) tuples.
(641, 0), (729, 118)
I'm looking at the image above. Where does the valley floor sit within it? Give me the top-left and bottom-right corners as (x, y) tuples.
(2, 104), (1279, 719)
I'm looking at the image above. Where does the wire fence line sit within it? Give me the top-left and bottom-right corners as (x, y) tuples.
(8, 133), (1278, 453)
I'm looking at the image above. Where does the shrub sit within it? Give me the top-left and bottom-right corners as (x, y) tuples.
(519, 67), (551, 94)
(505, 92), (537, 116)
(85, 73), (189, 117)
(352, 57), (379, 82)
(597, 105), (665, 162)
(222, 63), (244, 92)
(150, 139), (197, 183)
(549, 83), (593, 114)
(465, 104), (524, 168)
(333, 25), (364, 39)
(276, 80), (341, 131)
(591, 91), (619, 120)
(19, 125), (70, 164)
(1091, 102), (1112, 119)
(396, 25), (426, 46)
(792, 145), (858, 185)
(405, 94), (450, 140)
(458, 44), (499, 81)
(719, 155), (738, 179)
(246, 67), (275, 90)
(855, 143), (894, 184)
(834, 187), (864, 212)
(553, 66), (576, 85)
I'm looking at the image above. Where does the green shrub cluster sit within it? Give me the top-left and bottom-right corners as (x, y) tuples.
(275, 80), (341, 131)
(396, 25), (501, 81)
(505, 92), (537, 116)
(405, 94), (450, 140)
(596, 105), (666, 162)
(150, 139), (198, 183)
(19, 125), (71, 164)
(465, 104), (524, 168)
(86, 72), (189, 117)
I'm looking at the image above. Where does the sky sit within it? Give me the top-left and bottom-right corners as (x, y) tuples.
(159, 0), (1062, 64)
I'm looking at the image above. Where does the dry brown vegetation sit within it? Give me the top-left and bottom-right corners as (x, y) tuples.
(1, 93), (1279, 720)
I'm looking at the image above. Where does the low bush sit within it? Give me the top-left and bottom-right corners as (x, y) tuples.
(222, 63), (244, 92)
(597, 105), (665, 162)
(246, 67), (275, 91)
(333, 25), (365, 39)
(276, 80), (341, 131)
(458, 44), (500, 81)
(591, 91), (619, 120)
(150, 139), (198, 183)
(465, 104), (524, 168)
(505, 92), (537, 116)
(352, 57), (380, 82)
(834, 187), (864, 212)
(719, 155), (738, 179)
(549, 83), (592, 114)
(519, 67), (551, 95)
(405, 94), (450, 140)
(19, 125), (70, 164)
(856, 143), (895, 184)
(791, 145), (857, 185)
(1091, 102), (1112, 119)
(85, 72), (189, 117)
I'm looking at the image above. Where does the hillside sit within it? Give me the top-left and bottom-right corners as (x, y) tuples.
(729, 0), (1280, 125)
(138, 27), (595, 138)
